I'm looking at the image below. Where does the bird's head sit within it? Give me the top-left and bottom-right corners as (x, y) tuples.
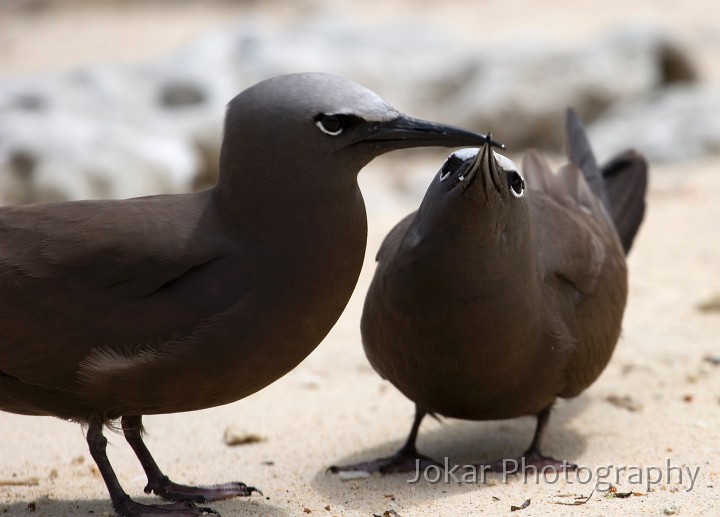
(412, 141), (531, 249)
(218, 73), (498, 195)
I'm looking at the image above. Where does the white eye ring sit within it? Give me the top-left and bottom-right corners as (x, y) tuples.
(315, 120), (343, 136)
(439, 152), (466, 181)
(315, 116), (344, 136)
(507, 171), (525, 198)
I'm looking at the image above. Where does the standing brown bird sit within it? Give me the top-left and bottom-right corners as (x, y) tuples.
(331, 109), (647, 475)
(0, 73), (497, 517)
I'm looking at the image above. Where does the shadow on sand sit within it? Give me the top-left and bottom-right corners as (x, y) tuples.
(311, 396), (590, 514)
(0, 494), (288, 517)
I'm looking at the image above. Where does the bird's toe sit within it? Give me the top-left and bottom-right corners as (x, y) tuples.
(146, 477), (259, 503)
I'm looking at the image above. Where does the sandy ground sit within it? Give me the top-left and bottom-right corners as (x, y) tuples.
(2, 1), (720, 516)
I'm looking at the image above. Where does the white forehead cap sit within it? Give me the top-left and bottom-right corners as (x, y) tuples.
(493, 152), (519, 175)
(450, 148), (521, 177)
(451, 148), (479, 161)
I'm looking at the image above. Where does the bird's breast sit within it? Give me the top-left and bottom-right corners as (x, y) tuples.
(176, 195), (369, 410)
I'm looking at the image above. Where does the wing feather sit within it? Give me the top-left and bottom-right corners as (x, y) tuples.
(0, 192), (247, 392)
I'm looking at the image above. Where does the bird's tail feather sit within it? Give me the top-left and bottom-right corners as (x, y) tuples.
(565, 108), (648, 255)
(565, 108), (610, 209)
(600, 149), (648, 254)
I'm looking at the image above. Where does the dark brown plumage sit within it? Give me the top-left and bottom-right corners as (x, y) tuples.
(0, 72), (496, 516)
(331, 109), (648, 475)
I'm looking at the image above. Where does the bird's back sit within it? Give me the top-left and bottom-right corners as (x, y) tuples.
(0, 190), (253, 420)
(519, 109), (647, 397)
(521, 150), (628, 398)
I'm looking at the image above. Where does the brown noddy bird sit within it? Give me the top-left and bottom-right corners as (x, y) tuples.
(330, 109), (647, 475)
(0, 72), (499, 517)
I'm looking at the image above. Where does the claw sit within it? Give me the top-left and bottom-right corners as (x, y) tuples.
(245, 485), (263, 497)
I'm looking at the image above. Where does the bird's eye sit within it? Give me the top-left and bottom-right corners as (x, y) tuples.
(507, 170), (525, 198)
(439, 154), (464, 181)
(315, 114), (345, 136)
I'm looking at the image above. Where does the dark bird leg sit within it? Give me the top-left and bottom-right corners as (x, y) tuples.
(121, 415), (259, 503)
(329, 406), (440, 474)
(87, 420), (217, 516)
(483, 405), (577, 473)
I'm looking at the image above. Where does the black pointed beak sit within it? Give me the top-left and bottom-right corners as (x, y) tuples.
(362, 114), (504, 150)
(463, 137), (502, 194)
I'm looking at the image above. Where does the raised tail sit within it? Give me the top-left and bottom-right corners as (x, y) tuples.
(600, 149), (648, 254)
(565, 108), (648, 254)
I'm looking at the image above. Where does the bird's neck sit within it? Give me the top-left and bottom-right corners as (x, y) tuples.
(399, 223), (542, 318)
(213, 154), (370, 347)
(216, 151), (365, 210)
(208, 174), (368, 375)
(212, 167), (369, 288)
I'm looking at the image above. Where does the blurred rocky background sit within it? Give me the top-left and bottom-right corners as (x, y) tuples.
(0, 0), (719, 205)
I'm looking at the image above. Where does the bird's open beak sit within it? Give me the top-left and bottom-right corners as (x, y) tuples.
(362, 115), (504, 150)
